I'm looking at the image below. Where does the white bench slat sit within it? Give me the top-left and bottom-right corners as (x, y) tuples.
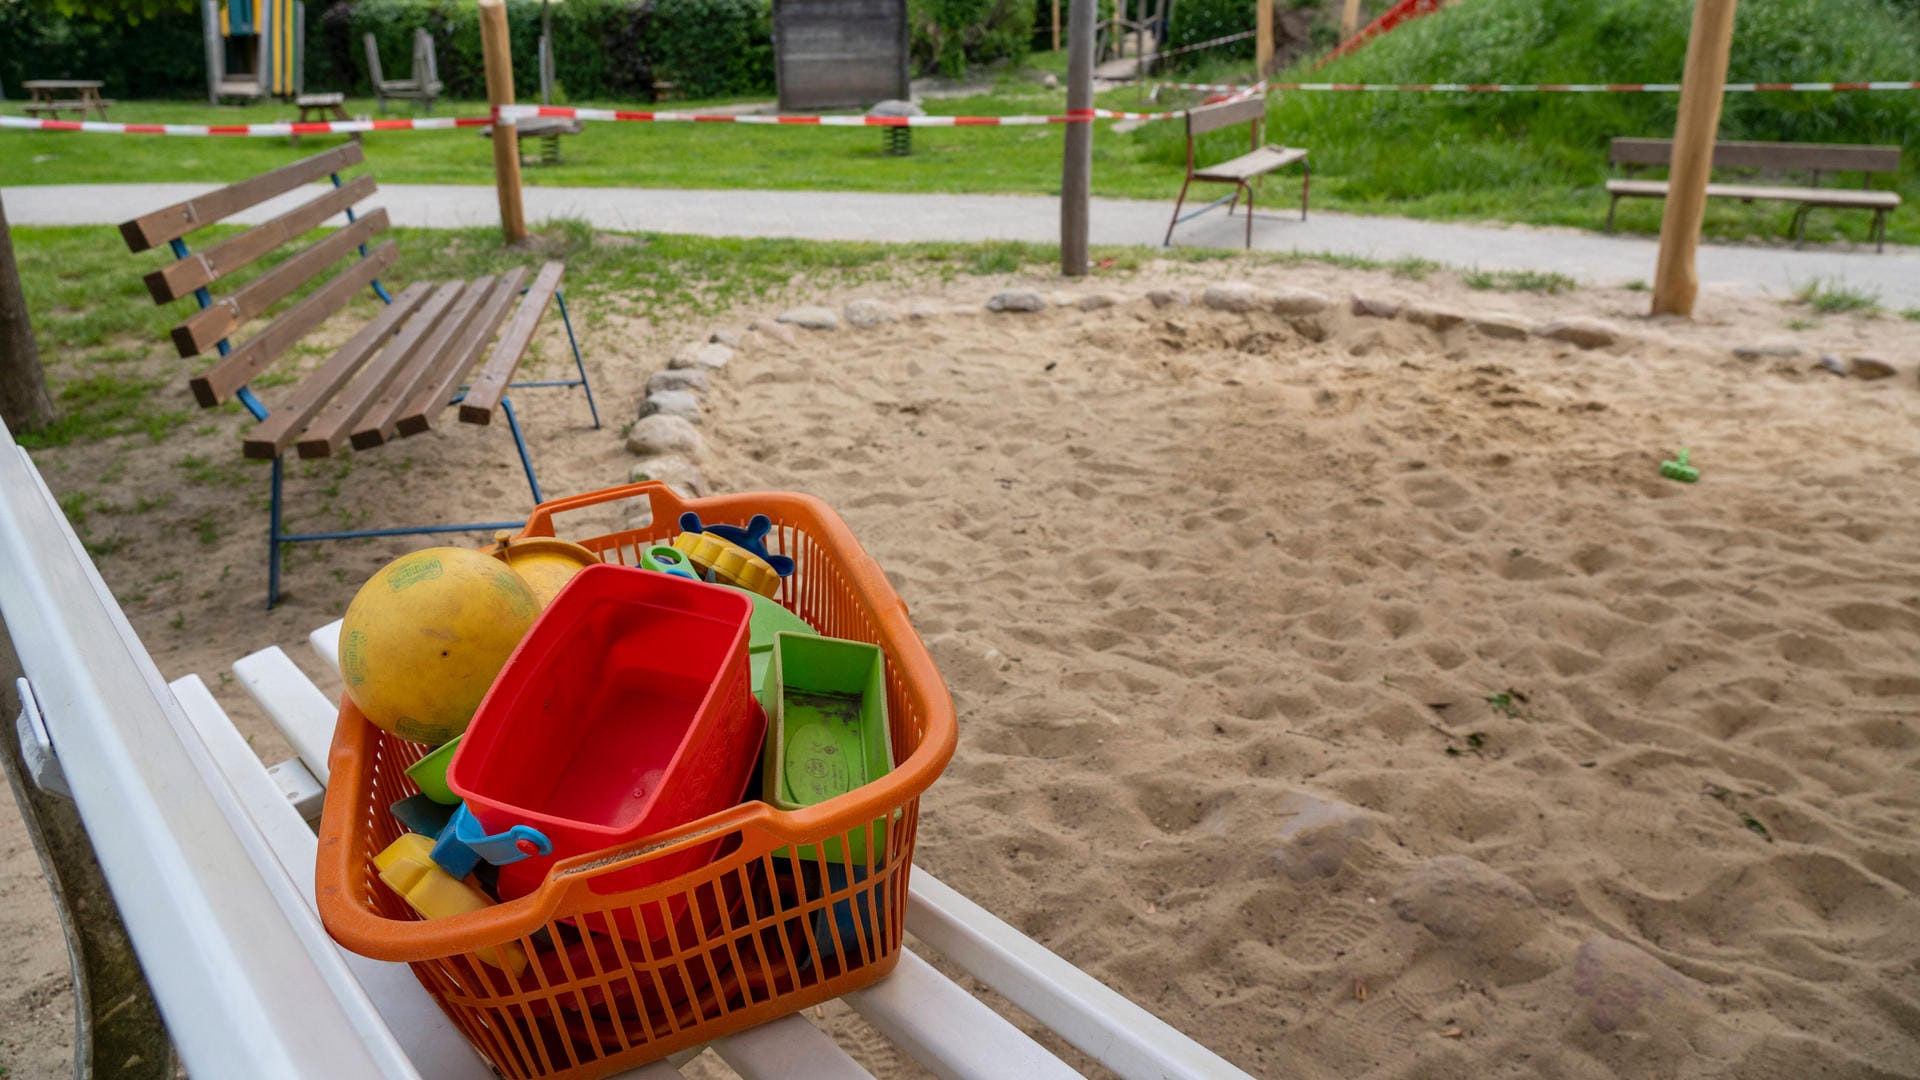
(311, 619), (343, 670)
(235, 645), (338, 784)
(268, 757), (326, 823)
(0, 441), (414, 1079)
(843, 950), (1080, 1080)
(712, 1013), (877, 1080)
(906, 870), (1254, 1080)
(168, 673), (498, 1080)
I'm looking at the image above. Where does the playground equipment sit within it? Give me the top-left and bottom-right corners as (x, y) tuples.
(772, 0), (909, 110)
(202, 0), (304, 104)
(364, 29), (443, 113)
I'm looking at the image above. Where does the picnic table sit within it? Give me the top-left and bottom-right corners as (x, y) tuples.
(23, 79), (112, 121)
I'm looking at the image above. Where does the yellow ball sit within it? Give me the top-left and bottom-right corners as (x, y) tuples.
(338, 547), (540, 746)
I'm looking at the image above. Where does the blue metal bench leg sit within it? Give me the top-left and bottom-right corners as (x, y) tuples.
(554, 290), (600, 429)
(502, 398), (544, 505)
(267, 457), (286, 610)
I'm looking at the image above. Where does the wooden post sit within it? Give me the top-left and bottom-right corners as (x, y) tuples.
(1256, 0), (1272, 76)
(1052, 0), (1060, 51)
(1061, 0), (1095, 277)
(1651, 0), (1737, 318)
(478, 0), (527, 246)
(1341, 0), (1362, 40)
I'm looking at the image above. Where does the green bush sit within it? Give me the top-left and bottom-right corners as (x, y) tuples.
(0, 0), (204, 98)
(3, 0), (772, 102)
(909, 0), (1034, 78)
(1164, 0), (1252, 69)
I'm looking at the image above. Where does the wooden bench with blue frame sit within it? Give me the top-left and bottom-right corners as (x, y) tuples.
(118, 143), (599, 608)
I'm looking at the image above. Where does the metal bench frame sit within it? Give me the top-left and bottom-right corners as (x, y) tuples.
(1165, 95), (1310, 250)
(121, 145), (601, 608)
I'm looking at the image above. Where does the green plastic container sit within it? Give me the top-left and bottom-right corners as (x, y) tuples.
(743, 591), (818, 707)
(404, 735), (462, 806)
(764, 632), (893, 864)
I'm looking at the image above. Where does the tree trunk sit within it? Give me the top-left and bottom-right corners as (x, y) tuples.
(0, 194), (55, 435)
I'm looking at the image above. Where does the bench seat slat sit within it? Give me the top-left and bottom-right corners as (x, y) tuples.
(242, 281), (434, 460)
(145, 174), (378, 304)
(397, 268), (530, 436)
(119, 143), (364, 251)
(843, 950), (1080, 1080)
(190, 241), (399, 408)
(1193, 145), (1308, 182)
(294, 281), (465, 458)
(460, 261), (564, 425)
(1605, 178), (1900, 209)
(171, 208), (391, 358)
(352, 276), (495, 449)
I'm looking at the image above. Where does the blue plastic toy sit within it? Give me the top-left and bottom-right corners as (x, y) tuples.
(429, 803), (554, 880)
(677, 512), (795, 578)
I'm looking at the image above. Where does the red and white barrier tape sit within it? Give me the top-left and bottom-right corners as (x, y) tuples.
(499, 104), (1088, 126)
(1137, 28), (1256, 63)
(1158, 80), (1920, 94)
(0, 114), (492, 136)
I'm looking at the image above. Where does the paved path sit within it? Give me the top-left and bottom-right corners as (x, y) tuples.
(8, 182), (1915, 307)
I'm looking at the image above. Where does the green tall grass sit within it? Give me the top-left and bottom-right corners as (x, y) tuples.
(1137, 0), (1920, 243)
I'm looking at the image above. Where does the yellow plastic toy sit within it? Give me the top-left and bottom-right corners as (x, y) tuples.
(373, 833), (528, 974)
(671, 530), (781, 598)
(339, 547), (540, 746)
(489, 531), (600, 608)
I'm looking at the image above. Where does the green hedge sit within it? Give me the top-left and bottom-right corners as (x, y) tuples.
(317, 0), (772, 101)
(909, 0), (1034, 78)
(0, 0), (205, 98)
(1, 0), (773, 102)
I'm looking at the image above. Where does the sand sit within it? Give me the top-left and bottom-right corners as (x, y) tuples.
(6, 256), (1920, 1079)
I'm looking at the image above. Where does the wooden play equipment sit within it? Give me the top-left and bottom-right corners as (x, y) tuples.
(203, 0), (304, 103)
(1061, 0), (1094, 275)
(1164, 95), (1310, 249)
(772, 0), (909, 111)
(1099, 0), (1167, 80)
(364, 28), (443, 113)
(115, 143), (599, 605)
(1652, 0), (1737, 317)
(1607, 138), (1901, 252)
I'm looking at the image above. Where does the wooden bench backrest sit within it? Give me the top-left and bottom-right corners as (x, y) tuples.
(119, 144), (395, 408)
(1610, 137), (1901, 174)
(1186, 94), (1266, 138)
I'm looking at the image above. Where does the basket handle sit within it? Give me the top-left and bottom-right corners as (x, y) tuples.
(518, 480), (692, 540)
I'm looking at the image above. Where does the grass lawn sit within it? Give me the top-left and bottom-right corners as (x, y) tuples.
(4, 0), (1917, 248)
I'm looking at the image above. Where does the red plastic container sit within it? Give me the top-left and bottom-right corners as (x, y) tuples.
(449, 563), (764, 935)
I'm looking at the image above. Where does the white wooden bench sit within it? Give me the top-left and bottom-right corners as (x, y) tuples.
(0, 423), (1256, 1080)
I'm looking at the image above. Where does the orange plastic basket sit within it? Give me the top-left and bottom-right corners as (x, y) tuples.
(317, 482), (957, 1078)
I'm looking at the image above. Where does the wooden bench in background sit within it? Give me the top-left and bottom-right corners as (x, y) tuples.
(1605, 138), (1901, 252)
(119, 143), (599, 606)
(1164, 95), (1309, 249)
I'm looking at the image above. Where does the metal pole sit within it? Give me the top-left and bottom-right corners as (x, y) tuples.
(1061, 0), (1095, 276)
(1651, 0), (1737, 318)
(478, 0), (528, 245)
